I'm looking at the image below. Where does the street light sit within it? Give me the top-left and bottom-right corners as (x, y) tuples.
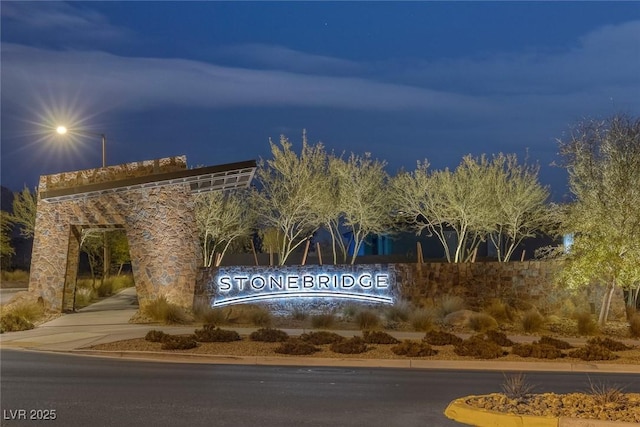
(56, 125), (107, 168)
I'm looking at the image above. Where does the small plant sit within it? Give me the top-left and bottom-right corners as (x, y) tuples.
(74, 287), (96, 308)
(249, 328), (289, 342)
(300, 331), (345, 345)
(1, 269), (30, 283)
(143, 296), (190, 325)
(385, 301), (411, 323)
(362, 330), (399, 344)
(391, 340), (438, 357)
(0, 313), (34, 333)
(290, 308), (308, 321)
(194, 305), (228, 325)
(453, 335), (505, 359)
(512, 343), (562, 359)
(568, 344), (619, 361)
(355, 310), (381, 330)
(501, 373), (536, 400)
(249, 307), (273, 327)
(485, 299), (513, 323)
(586, 337), (632, 351)
(438, 295), (464, 318)
(161, 335), (198, 350)
(538, 335), (573, 349)
(575, 312), (599, 335)
(311, 313), (337, 329)
(520, 309), (545, 333)
(330, 336), (368, 354)
(630, 313), (640, 338)
(95, 279), (113, 298)
(7, 300), (44, 323)
(485, 330), (514, 347)
(467, 313), (498, 332)
(145, 330), (169, 343)
(409, 308), (435, 332)
(423, 330), (463, 346)
(194, 325), (241, 342)
(274, 339), (320, 355)
(587, 378), (628, 406)
(341, 304), (359, 320)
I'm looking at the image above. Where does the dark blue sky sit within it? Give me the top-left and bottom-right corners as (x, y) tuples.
(2, 2), (639, 200)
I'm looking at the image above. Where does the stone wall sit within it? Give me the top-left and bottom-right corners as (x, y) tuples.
(29, 156), (202, 312)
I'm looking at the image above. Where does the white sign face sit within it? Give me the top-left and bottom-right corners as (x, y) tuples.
(209, 265), (395, 307)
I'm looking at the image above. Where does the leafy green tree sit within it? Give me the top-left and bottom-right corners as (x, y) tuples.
(108, 229), (130, 276)
(253, 133), (326, 265)
(7, 186), (37, 239)
(558, 115), (640, 325)
(1, 211), (15, 259)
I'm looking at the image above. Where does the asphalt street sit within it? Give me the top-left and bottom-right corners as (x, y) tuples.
(2, 349), (640, 427)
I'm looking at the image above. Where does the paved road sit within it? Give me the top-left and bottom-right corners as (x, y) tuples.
(2, 349), (640, 427)
(0, 288), (28, 304)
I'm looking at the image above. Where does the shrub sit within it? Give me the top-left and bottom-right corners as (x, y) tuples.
(1, 269), (29, 283)
(575, 312), (599, 336)
(385, 301), (411, 323)
(274, 339), (319, 355)
(467, 313), (498, 332)
(74, 287), (96, 309)
(485, 299), (514, 323)
(341, 304), (359, 320)
(194, 306), (228, 325)
(109, 275), (134, 293)
(538, 335), (573, 349)
(161, 335), (198, 350)
(454, 335), (505, 359)
(630, 313), (640, 338)
(391, 340), (438, 357)
(249, 328), (289, 342)
(249, 307), (273, 327)
(569, 344), (619, 361)
(95, 279), (113, 298)
(300, 331), (345, 345)
(8, 300), (44, 323)
(290, 308), (308, 321)
(438, 295), (464, 318)
(143, 296), (190, 325)
(423, 330), (463, 346)
(512, 343), (562, 359)
(311, 313), (336, 329)
(586, 337), (632, 351)
(409, 308), (435, 332)
(486, 330), (514, 347)
(330, 337), (368, 354)
(588, 379), (628, 406)
(355, 310), (381, 330)
(502, 373), (536, 400)
(145, 330), (169, 343)
(0, 313), (34, 333)
(362, 330), (399, 345)
(520, 309), (545, 333)
(194, 325), (241, 342)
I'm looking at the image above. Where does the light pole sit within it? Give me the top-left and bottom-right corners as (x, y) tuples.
(56, 125), (107, 168)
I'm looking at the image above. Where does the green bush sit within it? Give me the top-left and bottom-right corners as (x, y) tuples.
(330, 337), (368, 354)
(145, 330), (170, 343)
(630, 313), (640, 338)
(485, 330), (514, 347)
(484, 299), (514, 323)
(355, 310), (381, 330)
(569, 344), (619, 361)
(274, 339), (320, 355)
(454, 335), (505, 359)
(161, 335), (198, 350)
(300, 331), (345, 345)
(96, 279), (113, 298)
(537, 335), (573, 349)
(586, 337), (632, 351)
(194, 325), (241, 342)
(362, 330), (399, 344)
(143, 296), (190, 325)
(1, 269), (30, 283)
(512, 343), (562, 359)
(385, 301), (411, 323)
(409, 308), (435, 332)
(391, 340), (438, 357)
(311, 313), (336, 329)
(74, 287), (96, 309)
(521, 309), (545, 333)
(0, 313), (34, 333)
(468, 313), (498, 332)
(249, 328), (288, 342)
(8, 300), (44, 323)
(423, 330), (463, 346)
(575, 312), (599, 336)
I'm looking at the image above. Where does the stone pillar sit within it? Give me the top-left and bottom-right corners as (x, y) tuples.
(61, 226), (81, 312)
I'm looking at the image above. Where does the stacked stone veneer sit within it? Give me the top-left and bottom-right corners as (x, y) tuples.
(28, 156), (202, 312)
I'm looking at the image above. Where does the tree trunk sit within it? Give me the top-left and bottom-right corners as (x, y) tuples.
(598, 281), (616, 326)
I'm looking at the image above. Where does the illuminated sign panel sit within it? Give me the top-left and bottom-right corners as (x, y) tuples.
(209, 265), (396, 307)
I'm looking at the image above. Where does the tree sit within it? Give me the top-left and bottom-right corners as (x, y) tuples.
(252, 133), (327, 265)
(79, 229), (105, 287)
(8, 186), (37, 239)
(332, 153), (394, 264)
(1, 210), (15, 259)
(108, 229), (131, 276)
(558, 115), (640, 325)
(195, 190), (255, 267)
(315, 153), (346, 264)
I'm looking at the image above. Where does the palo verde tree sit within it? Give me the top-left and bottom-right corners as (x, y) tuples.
(332, 152), (394, 264)
(1, 210), (14, 260)
(7, 186), (37, 239)
(559, 115), (640, 325)
(253, 132), (326, 265)
(195, 190), (255, 267)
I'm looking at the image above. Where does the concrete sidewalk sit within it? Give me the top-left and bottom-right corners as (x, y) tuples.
(1, 287), (640, 373)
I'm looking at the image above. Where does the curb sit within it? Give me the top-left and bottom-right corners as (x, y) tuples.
(444, 397), (640, 427)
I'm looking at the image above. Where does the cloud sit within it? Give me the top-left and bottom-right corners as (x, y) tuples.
(0, 43), (491, 116)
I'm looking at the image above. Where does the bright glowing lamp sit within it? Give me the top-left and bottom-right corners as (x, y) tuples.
(56, 125), (68, 135)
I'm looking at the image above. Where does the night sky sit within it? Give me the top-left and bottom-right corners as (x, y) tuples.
(2, 2), (639, 200)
